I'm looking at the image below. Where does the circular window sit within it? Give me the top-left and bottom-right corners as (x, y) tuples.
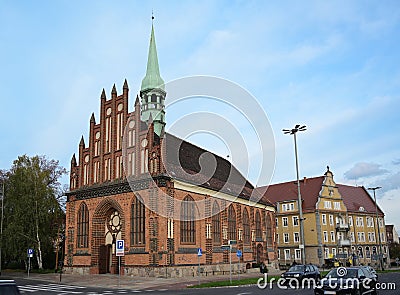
(117, 103), (123, 112)
(84, 155), (89, 163)
(107, 211), (121, 233)
(95, 131), (100, 139)
(106, 108), (112, 116)
(129, 120), (135, 129)
(141, 139), (148, 147)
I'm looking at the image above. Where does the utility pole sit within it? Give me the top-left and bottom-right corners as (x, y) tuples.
(368, 187), (384, 271)
(283, 125), (307, 264)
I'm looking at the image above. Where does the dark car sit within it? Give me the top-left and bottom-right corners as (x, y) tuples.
(360, 265), (378, 280)
(0, 280), (20, 295)
(281, 264), (321, 287)
(314, 267), (378, 295)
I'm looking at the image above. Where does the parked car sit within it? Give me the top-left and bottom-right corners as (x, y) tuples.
(360, 265), (378, 280)
(281, 264), (321, 286)
(0, 280), (20, 295)
(314, 267), (378, 295)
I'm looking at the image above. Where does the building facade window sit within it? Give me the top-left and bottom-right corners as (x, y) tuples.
(295, 249), (301, 260)
(323, 231), (328, 242)
(180, 196), (196, 244)
(77, 203), (89, 248)
(131, 195), (145, 246)
(284, 233), (289, 243)
(348, 216), (353, 227)
(282, 217), (288, 227)
(242, 208), (251, 245)
(227, 205), (237, 241)
(212, 202), (221, 244)
(284, 249), (290, 260)
(322, 214), (327, 225)
(330, 231), (335, 242)
(324, 201), (332, 209)
(334, 202), (341, 210)
(293, 216), (299, 226)
(329, 215), (334, 225)
(255, 211), (262, 239)
(294, 232), (300, 243)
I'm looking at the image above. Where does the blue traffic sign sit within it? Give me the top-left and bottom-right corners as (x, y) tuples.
(27, 248), (34, 258)
(116, 240), (124, 250)
(236, 250), (242, 257)
(197, 248), (202, 256)
(116, 240), (124, 256)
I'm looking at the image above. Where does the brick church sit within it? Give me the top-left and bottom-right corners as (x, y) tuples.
(64, 22), (277, 276)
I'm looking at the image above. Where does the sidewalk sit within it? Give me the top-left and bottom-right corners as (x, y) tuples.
(4, 268), (282, 290)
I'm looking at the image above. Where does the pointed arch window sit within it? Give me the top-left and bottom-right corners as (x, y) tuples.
(131, 195), (145, 246)
(212, 201), (221, 244)
(180, 196), (196, 244)
(266, 213), (273, 245)
(228, 205), (236, 241)
(243, 208), (251, 245)
(255, 210), (262, 240)
(77, 203), (89, 248)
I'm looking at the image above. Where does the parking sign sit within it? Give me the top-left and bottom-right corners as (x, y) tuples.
(27, 248), (34, 258)
(116, 240), (124, 256)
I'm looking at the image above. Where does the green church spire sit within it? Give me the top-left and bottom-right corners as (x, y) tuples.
(141, 21), (165, 91)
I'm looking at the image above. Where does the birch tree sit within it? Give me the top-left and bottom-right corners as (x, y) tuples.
(2, 155), (66, 269)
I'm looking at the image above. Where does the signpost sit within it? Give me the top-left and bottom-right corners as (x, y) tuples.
(228, 240), (236, 284)
(116, 240), (124, 288)
(27, 248), (34, 277)
(197, 248), (202, 286)
(395, 257), (399, 267)
(236, 250), (242, 280)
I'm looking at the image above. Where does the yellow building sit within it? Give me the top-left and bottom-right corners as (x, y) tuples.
(262, 167), (389, 268)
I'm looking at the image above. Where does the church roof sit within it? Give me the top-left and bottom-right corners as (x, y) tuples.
(165, 133), (270, 205)
(141, 23), (165, 91)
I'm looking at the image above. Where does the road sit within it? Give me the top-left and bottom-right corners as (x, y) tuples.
(8, 272), (400, 295)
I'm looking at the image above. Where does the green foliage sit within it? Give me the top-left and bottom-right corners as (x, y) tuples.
(1, 155), (66, 269)
(389, 243), (400, 261)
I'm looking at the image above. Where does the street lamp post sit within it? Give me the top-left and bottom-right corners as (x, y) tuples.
(368, 187), (384, 271)
(283, 124), (306, 264)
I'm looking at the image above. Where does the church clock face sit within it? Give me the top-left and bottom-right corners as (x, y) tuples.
(107, 211), (121, 233)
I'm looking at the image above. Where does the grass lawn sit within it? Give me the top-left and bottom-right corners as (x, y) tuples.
(188, 275), (281, 288)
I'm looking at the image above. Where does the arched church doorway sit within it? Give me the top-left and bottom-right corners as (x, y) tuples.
(91, 198), (125, 274)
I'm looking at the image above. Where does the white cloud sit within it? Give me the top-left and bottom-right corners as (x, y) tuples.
(344, 162), (389, 180)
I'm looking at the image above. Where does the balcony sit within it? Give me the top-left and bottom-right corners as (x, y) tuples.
(338, 239), (351, 247)
(336, 223), (350, 231)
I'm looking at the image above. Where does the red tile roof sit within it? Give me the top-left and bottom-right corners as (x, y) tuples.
(337, 184), (384, 216)
(260, 176), (324, 212)
(259, 175), (384, 215)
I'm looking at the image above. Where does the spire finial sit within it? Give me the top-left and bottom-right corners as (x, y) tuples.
(141, 15), (164, 91)
(152, 10), (154, 21)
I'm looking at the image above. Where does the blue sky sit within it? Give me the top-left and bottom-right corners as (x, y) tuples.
(1, 1), (400, 226)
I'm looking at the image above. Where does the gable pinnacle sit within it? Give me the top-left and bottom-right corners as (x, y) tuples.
(123, 79), (129, 90)
(71, 153), (77, 165)
(112, 83), (117, 95)
(90, 112), (96, 124)
(101, 88), (106, 100)
(79, 136), (85, 147)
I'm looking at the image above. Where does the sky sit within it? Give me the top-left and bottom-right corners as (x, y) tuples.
(1, 1), (399, 226)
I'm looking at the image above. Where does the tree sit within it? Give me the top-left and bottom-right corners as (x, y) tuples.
(2, 155), (66, 269)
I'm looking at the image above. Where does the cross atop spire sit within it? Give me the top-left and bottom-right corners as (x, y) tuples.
(141, 17), (165, 91)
